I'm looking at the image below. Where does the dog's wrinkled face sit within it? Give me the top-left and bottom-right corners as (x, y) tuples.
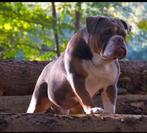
(86, 16), (131, 60)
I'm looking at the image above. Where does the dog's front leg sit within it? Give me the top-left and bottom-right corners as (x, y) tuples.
(66, 73), (103, 114)
(100, 85), (117, 114)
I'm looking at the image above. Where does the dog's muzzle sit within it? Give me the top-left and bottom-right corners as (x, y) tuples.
(102, 36), (127, 60)
(113, 37), (127, 59)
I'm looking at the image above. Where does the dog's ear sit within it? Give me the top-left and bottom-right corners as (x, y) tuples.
(86, 16), (105, 34)
(119, 19), (131, 34)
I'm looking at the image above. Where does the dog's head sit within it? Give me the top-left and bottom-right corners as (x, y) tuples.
(86, 16), (131, 60)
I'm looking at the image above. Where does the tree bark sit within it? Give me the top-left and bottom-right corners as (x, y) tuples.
(0, 95), (31, 113)
(0, 113), (147, 132)
(119, 60), (147, 93)
(74, 2), (82, 32)
(0, 94), (147, 115)
(52, 2), (60, 57)
(0, 61), (49, 96)
(94, 94), (147, 115)
(0, 60), (146, 96)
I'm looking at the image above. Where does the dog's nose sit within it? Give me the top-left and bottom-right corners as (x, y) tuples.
(112, 35), (124, 44)
(117, 37), (124, 44)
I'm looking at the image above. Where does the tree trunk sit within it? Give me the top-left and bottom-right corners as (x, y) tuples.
(119, 60), (147, 93)
(0, 95), (31, 113)
(0, 61), (49, 96)
(0, 113), (147, 132)
(74, 2), (82, 32)
(0, 60), (146, 96)
(0, 94), (147, 115)
(51, 2), (60, 57)
(94, 94), (147, 115)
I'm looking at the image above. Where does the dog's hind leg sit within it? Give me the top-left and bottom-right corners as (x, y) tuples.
(27, 82), (52, 113)
(69, 103), (84, 114)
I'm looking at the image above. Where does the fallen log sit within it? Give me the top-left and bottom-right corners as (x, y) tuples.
(1, 95), (147, 115)
(119, 60), (147, 93)
(0, 61), (49, 96)
(0, 113), (147, 132)
(94, 94), (147, 115)
(0, 60), (147, 96)
(0, 95), (31, 113)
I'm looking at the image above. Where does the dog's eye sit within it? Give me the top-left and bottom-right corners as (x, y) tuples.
(118, 30), (126, 37)
(120, 32), (126, 37)
(104, 30), (112, 35)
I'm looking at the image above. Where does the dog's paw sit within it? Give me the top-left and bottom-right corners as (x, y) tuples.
(85, 107), (104, 114)
(91, 107), (104, 114)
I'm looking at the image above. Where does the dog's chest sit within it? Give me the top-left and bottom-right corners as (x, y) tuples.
(82, 60), (118, 97)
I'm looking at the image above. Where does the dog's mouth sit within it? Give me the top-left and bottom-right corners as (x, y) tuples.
(100, 46), (127, 61)
(100, 51), (117, 61)
(114, 47), (127, 59)
(101, 55), (117, 61)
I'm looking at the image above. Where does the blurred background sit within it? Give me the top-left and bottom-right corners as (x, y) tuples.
(0, 2), (146, 61)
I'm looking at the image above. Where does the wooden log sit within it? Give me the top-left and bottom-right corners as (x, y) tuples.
(119, 60), (147, 93)
(1, 95), (147, 115)
(0, 60), (146, 96)
(0, 113), (147, 132)
(0, 61), (49, 96)
(0, 95), (31, 113)
(94, 94), (147, 115)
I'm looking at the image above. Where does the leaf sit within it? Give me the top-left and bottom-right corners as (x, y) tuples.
(138, 20), (147, 31)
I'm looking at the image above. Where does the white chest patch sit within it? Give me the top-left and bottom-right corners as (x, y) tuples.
(82, 55), (119, 98)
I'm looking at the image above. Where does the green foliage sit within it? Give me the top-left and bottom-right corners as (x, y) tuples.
(0, 2), (55, 61)
(0, 2), (146, 61)
(138, 20), (147, 31)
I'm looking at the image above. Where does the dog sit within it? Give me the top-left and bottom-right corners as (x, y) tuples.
(27, 16), (131, 114)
